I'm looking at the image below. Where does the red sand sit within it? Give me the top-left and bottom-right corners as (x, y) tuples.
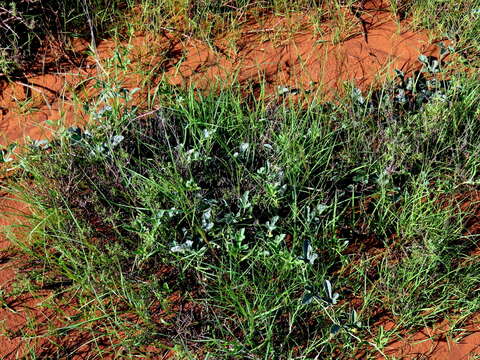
(0, 0), (439, 146)
(380, 318), (480, 359)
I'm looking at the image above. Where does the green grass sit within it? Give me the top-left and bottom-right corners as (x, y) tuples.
(1, 0), (480, 359)
(2, 49), (480, 358)
(3, 0), (479, 77)
(0, 0), (134, 77)
(410, 0), (480, 67)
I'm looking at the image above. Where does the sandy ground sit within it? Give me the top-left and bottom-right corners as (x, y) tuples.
(0, 1), (478, 358)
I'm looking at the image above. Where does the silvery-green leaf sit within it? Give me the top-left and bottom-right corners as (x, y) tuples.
(240, 191), (251, 209)
(316, 204), (329, 215)
(31, 139), (50, 150)
(298, 240), (308, 262)
(330, 324), (342, 335)
(349, 309), (358, 323)
(89, 144), (107, 157)
(168, 207), (178, 218)
(203, 128), (214, 139)
(418, 55), (441, 73)
(351, 87), (365, 104)
(257, 166), (266, 174)
(110, 135), (124, 147)
(236, 228), (246, 243)
(271, 215), (279, 225)
(324, 279), (333, 299)
(277, 86), (290, 95)
(202, 209), (214, 231)
(95, 105), (112, 118)
(0, 150), (11, 163)
(332, 292), (339, 304)
(170, 240), (194, 253)
(307, 248), (318, 264)
(418, 54), (429, 65)
(301, 293), (314, 305)
(266, 216), (279, 237)
(274, 233), (286, 246)
(406, 77), (415, 91)
(430, 59), (440, 72)
(300, 239), (318, 265)
(203, 208), (212, 220)
(239, 142), (249, 153)
(0, 143), (15, 162)
(396, 89), (407, 104)
(203, 222), (214, 231)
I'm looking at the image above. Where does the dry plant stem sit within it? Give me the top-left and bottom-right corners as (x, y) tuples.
(81, 0), (107, 78)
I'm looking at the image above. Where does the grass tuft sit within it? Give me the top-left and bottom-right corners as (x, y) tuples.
(4, 55), (480, 358)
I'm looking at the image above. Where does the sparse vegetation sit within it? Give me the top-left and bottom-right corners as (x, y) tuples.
(1, 0), (480, 359)
(0, 0), (132, 76)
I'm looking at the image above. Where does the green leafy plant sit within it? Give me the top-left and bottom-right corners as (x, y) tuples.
(297, 239), (319, 265)
(302, 280), (339, 305)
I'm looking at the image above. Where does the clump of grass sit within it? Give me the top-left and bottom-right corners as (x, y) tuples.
(0, 1), (41, 75)
(409, 0), (480, 64)
(4, 49), (480, 358)
(0, 0), (134, 77)
(2, 0), (474, 79)
(134, 0), (327, 36)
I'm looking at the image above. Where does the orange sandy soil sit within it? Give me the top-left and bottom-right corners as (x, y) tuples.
(0, 1), (478, 358)
(381, 318), (480, 359)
